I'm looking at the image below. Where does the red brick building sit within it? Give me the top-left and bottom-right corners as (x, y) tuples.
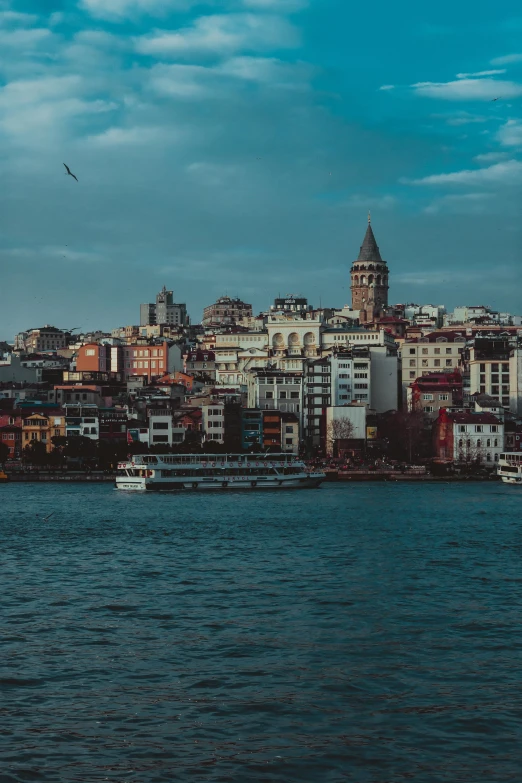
(408, 371), (463, 419)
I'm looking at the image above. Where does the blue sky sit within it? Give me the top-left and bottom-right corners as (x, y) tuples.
(2, 0), (522, 337)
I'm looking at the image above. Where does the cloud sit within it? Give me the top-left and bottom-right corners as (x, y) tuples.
(379, 84), (395, 91)
(0, 10), (39, 25)
(443, 111), (489, 126)
(404, 158), (522, 186)
(135, 13), (299, 58)
(497, 119), (522, 146)
(148, 63), (218, 97)
(80, 0), (196, 21)
(215, 55), (311, 86)
(412, 78), (522, 101)
(0, 27), (51, 47)
(456, 69), (506, 78)
(242, 0), (308, 9)
(85, 125), (172, 147)
(473, 151), (508, 162)
(0, 75), (117, 145)
(423, 193), (493, 214)
(491, 53), (522, 66)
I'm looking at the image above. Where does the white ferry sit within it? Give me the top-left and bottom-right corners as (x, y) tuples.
(497, 453), (522, 485)
(116, 453), (326, 491)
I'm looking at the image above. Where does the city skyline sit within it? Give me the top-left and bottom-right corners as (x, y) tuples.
(2, 0), (522, 337)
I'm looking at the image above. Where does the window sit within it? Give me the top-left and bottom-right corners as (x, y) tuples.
(459, 425), (466, 433)
(446, 347), (452, 354)
(355, 383), (368, 389)
(475, 426), (483, 433)
(421, 348), (428, 355)
(285, 438), (293, 445)
(422, 360), (428, 368)
(480, 363), (485, 372)
(285, 426), (293, 433)
(434, 359), (440, 367)
(266, 392), (273, 399)
(439, 394), (449, 401)
(409, 348), (415, 355)
(423, 394), (433, 401)
(491, 425), (498, 433)
(410, 371), (415, 378)
(409, 360), (416, 367)
(290, 392), (299, 398)
(434, 348), (440, 355)
(152, 435), (169, 442)
(445, 359), (452, 367)
(423, 406), (434, 413)
(153, 422), (169, 430)
(494, 439), (498, 448)
(85, 348), (95, 356)
(492, 363), (499, 372)
(487, 439), (491, 447)
(280, 391), (287, 399)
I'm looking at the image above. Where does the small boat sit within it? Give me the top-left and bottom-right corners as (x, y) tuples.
(115, 453), (325, 492)
(497, 453), (522, 485)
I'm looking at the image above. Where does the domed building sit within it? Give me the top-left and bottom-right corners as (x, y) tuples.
(350, 215), (389, 323)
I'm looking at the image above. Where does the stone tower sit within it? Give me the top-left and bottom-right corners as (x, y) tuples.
(350, 214), (389, 323)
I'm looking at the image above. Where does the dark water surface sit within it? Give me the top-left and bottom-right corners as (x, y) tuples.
(1, 482), (522, 782)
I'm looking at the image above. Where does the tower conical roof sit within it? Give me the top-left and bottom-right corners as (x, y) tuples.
(357, 220), (383, 263)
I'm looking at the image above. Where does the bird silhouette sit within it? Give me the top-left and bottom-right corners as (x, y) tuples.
(491, 97), (501, 102)
(63, 163), (78, 182)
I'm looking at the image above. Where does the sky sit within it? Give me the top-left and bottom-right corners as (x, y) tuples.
(2, 0), (522, 338)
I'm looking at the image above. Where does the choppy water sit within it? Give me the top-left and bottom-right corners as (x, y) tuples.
(1, 482), (522, 782)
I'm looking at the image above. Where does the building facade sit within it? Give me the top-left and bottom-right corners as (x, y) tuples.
(350, 217), (389, 322)
(202, 296), (253, 327)
(140, 286), (188, 327)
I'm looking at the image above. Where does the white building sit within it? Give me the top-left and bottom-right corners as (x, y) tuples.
(246, 370), (304, 429)
(401, 332), (466, 402)
(468, 343), (522, 415)
(202, 402), (225, 443)
(148, 409), (173, 447)
(64, 404), (99, 440)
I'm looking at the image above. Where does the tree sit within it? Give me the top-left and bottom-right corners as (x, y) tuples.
(326, 418), (355, 458)
(379, 410), (426, 462)
(22, 440), (48, 466)
(0, 442), (9, 466)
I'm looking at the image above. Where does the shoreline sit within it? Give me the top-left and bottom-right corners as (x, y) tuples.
(2, 471), (499, 483)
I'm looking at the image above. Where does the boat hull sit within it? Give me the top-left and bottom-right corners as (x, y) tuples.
(499, 475), (522, 485)
(116, 474), (324, 492)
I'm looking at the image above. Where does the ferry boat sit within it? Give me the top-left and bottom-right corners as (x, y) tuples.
(497, 453), (522, 485)
(116, 453), (325, 492)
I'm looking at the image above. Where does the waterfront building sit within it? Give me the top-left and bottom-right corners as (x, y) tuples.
(0, 425), (21, 458)
(407, 371), (463, 420)
(202, 296), (252, 327)
(401, 332), (466, 403)
(281, 412), (300, 454)
(404, 304), (446, 328)
(241, 409), (263, 450)
(467, 337), (522, 415)
(147, 408), (174, 447)
(246, 370), (304, 429)
(202, 402), (225, 443)
(434, 409), (504, 465)
(140, 286), (188, 328)
(325, 404), (367, 457)
(22, 412), (66, 453)
(350, 216), (389, 323)
(64, 404), (99, 440)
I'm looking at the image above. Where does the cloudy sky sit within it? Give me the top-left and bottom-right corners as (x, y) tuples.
(2, 0), (522, 337)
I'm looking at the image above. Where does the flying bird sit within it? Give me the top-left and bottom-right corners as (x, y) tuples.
(491, 97), (502, 102)
(63, 163), (78, 182)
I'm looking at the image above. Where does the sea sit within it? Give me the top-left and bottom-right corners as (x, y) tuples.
(1, 482), (521, 782)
